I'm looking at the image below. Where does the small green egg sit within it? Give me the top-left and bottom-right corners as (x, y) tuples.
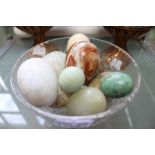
(100, 72), (133, 98)
(58, 66), (85, 93)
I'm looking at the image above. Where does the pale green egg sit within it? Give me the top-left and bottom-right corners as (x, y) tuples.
(58, 66), (85, 93)
(67, 87), (107, 116)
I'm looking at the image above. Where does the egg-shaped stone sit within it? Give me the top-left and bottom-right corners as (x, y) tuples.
(17, 58), (58, 107)
(67, 33), (90, 51)
(67, 87), (107, 116)
(58, 66), (85, 93)
(55, 86), (70, 107)
(100, 72), (133, 98)
(43, 51), (66, 76)
(89, 72), (111, 89)
(66, 41), (100, 84)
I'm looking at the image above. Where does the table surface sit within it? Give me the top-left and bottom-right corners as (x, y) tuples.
(0, 26), (155, 129)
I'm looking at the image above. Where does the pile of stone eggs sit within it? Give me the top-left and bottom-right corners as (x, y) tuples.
(17, 33), (133, 116)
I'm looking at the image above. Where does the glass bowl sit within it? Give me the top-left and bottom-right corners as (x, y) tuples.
(10, 37), (141, 128)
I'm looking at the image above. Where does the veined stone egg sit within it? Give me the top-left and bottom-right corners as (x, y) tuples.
(67, 33), (90, 51)
(66, 41), (100, 84)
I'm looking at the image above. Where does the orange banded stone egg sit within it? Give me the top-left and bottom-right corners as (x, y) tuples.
(66, 41), (100, 84)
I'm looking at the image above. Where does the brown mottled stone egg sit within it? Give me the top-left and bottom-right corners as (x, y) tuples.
(67, 33), (90, 51)
(66, 41), (100, 84)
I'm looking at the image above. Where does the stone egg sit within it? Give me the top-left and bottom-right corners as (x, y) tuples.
(67, 87), (107, 116)
(17, 58), (58, 107)
(67, 33), (90, 51)
(66, 41), (100, 84)
(43, 51), (66, 76)
(89, 72), (111, 89)
(100, 72), (133, 98)
(58, 66), (85, 93)
(55, 86), (71, 107)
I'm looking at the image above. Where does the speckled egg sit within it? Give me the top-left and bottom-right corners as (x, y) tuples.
(58, 66), (85, 93)
(43, 51), (66, 76)
(67, 33), (90, 51)
(67, 87), (107, 116)
(66, 41), (100, 84)
(17, 58), (58, 107)
(100, 72), (133, 98)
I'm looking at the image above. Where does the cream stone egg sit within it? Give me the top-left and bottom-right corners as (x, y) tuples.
(67, 33), (90, 51)
(67, 87), (107, 116)
(17, 58), (58, 107)
(43, 51), (66, 76)
(55, 86), (70, 107)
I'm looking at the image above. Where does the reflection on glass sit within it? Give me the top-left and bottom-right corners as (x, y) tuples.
(0, 76), (8, 91)
(0, 76), (40, 128)
(100, 46), (131, 71)
(110, 58), (122, 70)
(0, 94), (19, 112)
(36, 116), (45, 126)
(0, 117), (5, 125)
(2, 114), (27, 125)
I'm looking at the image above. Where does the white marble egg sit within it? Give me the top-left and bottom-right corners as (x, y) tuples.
(67, 33), (90, 51)
(43, 51), (66, 76)
(17, 58), (58, 107)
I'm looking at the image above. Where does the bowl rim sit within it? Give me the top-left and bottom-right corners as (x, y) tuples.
(10, 37), (141, 122)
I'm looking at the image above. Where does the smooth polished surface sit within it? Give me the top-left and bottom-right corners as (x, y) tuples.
(0, 27), (155, 128)
(100, 72), (133, 98)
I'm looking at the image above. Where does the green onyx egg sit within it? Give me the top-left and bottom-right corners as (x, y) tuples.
(67, 87), (107, 116)
(100, 72), (133, 98)
(58, 66), (85, 93)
